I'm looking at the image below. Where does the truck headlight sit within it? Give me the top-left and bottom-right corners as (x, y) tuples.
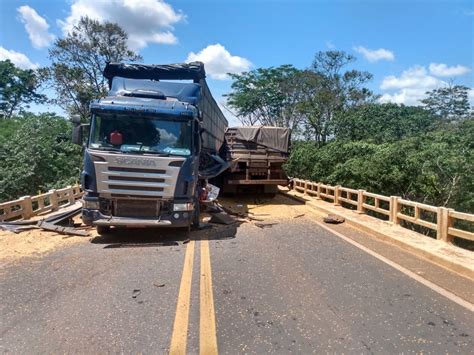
(173, 202), (194, 211)
(83, 200), (100, 210)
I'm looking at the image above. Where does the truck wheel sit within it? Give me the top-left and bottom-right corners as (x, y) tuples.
(96, 226), (111, 235)
(191, 200), (200, 229)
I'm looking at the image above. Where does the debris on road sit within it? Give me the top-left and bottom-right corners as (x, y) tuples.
(323, 214), (345, 224)
(153, 283), (165, 288)
(132, 289), (141, 298)
(209, 212), (236, 225)
(0, 223), (40, 233)
(294, 213), (305, 219)
(255, 222), (278, 229)
(246, 216), (264, 222)
(0, 204), (89, 237)
(37, 221), (89, 237)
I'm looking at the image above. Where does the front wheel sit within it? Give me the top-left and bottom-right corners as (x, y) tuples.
(96, 225), (111, 235)
(191, 199), (200, 229)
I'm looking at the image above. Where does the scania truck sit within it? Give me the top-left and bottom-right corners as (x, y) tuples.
(73, 62), (228, 233)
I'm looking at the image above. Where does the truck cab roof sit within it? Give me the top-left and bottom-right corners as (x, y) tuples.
(90, 95), (197, 118)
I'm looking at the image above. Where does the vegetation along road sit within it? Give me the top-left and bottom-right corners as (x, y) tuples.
(1, 195), (473, 353)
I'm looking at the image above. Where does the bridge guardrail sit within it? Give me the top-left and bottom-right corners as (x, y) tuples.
(0, 185), (83, 222)
(293, 178), (474, 245)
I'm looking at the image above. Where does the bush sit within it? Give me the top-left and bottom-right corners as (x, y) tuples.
(0, 113), (82, 202)
(285, 119), (474, 213)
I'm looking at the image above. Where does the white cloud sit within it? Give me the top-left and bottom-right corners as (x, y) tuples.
(379, 65), (446, 105)
(0, 47), (38, 69)
(17, 6), (55, 49)
(380, 66), (441, 90)
(186, 44), (252, 80)
(325, 41), (336, 49)
(58, 0), (184, 50)
(428, 63), (471, 77)
(354, 46), (395, 62)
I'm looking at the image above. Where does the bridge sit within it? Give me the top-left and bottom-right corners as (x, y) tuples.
(1, 182), (473, 353)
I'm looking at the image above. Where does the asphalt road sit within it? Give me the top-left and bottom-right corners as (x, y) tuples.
(1, 196), (473, 354)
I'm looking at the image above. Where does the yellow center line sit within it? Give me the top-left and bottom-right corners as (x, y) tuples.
(169, 240), (195, 355)
(200, 239), (218, 355)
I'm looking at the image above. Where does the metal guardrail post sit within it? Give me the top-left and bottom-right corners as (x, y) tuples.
(357, 190), (365, 214)
(20, 196), (33, 219)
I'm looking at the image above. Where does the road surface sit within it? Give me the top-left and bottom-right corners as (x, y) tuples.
(1, 195), (473, 353)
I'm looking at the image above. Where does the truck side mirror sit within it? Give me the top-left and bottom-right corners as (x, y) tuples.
(72, 125), (83, 145)
(71, 114), (81, 125)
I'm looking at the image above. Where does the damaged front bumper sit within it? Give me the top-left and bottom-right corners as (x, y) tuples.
(82, 208), (192, 228)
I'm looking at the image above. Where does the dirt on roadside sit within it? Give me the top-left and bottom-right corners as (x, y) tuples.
(0, 193), (316, 266)
(0, 215), (92, 266)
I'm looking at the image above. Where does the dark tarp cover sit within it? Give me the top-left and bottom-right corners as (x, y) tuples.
(232, 126), (290, 153)
(103, 62), (206, 86)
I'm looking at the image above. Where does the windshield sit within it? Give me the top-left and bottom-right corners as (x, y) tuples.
(89, 113), (193, 156)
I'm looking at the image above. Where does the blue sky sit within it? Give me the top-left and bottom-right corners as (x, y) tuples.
(0, 0), (473, 123)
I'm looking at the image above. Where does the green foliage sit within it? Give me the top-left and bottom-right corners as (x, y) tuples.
(421, 84), (471, 119)
(0, 113), (82, 202)
(226, 65), (303, 130)
(45, 16), (142, 120)
(300, 51), (375, 143)
(226, 51), (376, 142)
(334, 103), (439, 142)
(0, 60), (47, 118)
(285, 119), (474, 212)
(0, 118), (21, 145)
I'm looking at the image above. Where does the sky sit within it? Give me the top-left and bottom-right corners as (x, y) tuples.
(0, 0), (473, 124)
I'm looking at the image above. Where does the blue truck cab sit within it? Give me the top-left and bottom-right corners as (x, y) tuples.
(78, 62), (228, 233)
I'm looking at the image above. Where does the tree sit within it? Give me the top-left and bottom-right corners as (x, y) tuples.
(421, 84), (471, 119)
(333, 103), (439, 142)
(0, 60), (47, 118)
(300, 51), (375, 143)
(225, 65), (305, 132)
(45, 17), (141, 120)
(0, 113), (82, 201)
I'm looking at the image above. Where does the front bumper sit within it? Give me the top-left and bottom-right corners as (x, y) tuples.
(82, 208), (192, 228)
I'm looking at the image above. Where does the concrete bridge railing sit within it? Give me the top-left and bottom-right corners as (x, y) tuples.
(292, 178), (474, 245)
(0, 185), (83, 222)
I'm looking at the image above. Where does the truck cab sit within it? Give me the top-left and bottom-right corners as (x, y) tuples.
(77, 62), (228, 233)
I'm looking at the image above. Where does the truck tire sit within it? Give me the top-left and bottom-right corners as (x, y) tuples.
(192, 199), (200, 229)
(96, 225), (111, 235)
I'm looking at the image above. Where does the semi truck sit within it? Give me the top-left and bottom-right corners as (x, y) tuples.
(221, 126), (290, 195)
(73, 62), (228, 234)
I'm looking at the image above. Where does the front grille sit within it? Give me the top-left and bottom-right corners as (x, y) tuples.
(109, 175), (165, 183)
(108, 184), (164, 192)
(114, 199), (160, 218)
(108, 166), (166, 174)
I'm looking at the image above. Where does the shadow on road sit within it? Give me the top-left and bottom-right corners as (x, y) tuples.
(90, 222), (238, 249)
(88, 193), (299, 249)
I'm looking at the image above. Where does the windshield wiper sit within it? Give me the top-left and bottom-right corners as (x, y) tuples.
(123, 150), (171, 157)
(90, 147), (121, 152)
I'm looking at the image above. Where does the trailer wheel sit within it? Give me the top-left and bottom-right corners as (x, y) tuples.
(96, 225), (111, 235)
